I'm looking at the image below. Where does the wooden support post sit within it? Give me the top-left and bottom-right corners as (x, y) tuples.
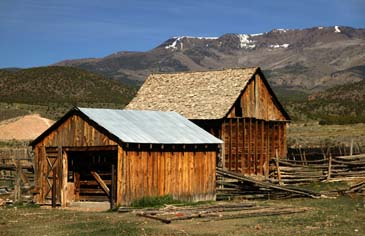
(229, 119), (232, 171)
(254, 119), (258, 174)
(327, 154), (332, 180)
(241, 118), (245, 174)
(61, 151), (68, 207)
(236, 118), (239, 172)
(248, 118), (251, 175)
(275, 149), (282, 185)
(111, 164), (116, 209)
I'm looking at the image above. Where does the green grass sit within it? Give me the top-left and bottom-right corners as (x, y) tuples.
(130, 195), (183, 208)
(257, 197), (365, 236)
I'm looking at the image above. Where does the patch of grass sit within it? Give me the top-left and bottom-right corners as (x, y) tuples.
(130, 195), (183, 208)
(301, 181), (350, 193)
(5, 202), (40, 209)
(251, 196), (365, 236)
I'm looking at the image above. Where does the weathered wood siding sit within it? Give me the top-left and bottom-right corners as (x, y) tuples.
(33, 114), (117, 204)
(221, 118), (286, 176)
(221, 73), (288, 175)
(227, 74), (287, 121)
(33, 113), (218, 206)
(34, 114), (117, 148)
(117, 147), (216, 205)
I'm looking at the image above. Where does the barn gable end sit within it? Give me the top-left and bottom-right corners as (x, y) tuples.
(227, 72), (288, 121)
(127, 67), (290, 176)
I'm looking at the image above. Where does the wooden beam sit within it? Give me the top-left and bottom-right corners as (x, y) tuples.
(260, 120), (264, 175)
(111, 164), (116, 209)
(229, 119), (232, 171)
(254, 119), (258, 174)
(248, 118), (251, 175)
(61, 151), (68, 207)
(91, 171), (110, 196)
(236, 118), (239, 172)
(241, 118), (245, 174)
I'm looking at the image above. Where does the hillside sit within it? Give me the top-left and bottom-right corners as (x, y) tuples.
(286, 78), (365, 124)
(55, 26), (365, 92)
(0, 66), (136, 120)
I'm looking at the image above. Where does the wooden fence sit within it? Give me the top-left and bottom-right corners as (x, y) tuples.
(0, 148), (34, 203)
(270, 154), (365, 185)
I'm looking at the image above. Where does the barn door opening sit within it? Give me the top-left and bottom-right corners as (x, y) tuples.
(66, 149), (117, 204)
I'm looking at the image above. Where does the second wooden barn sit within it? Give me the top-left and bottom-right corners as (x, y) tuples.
(127, 67), (291, 177)
(31, 107), (222, 207)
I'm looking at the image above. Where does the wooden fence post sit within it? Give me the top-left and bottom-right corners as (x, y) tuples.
(111, 164), (116, 209)
(350, 139), (353, 156)
(275, 149), (282, 185)
(327, 154), (332, 180)
(14, 160), (22, 203)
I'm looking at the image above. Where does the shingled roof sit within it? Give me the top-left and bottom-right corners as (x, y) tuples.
(127, 67), (260, 120)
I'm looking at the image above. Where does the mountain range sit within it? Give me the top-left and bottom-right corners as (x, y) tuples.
(55, 26), (365, 92)
(1, 26), (365, 125)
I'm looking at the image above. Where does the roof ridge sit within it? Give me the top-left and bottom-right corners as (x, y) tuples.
(149, 67), (259, 76)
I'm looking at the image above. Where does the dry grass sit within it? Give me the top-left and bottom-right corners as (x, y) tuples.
(1, 195), (364, 236)
(288, 122), (365, 148)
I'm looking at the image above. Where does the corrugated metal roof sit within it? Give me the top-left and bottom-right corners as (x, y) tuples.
(78, 107), (223, 144)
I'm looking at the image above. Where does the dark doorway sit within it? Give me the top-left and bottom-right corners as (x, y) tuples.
(67, 150), (117, 202)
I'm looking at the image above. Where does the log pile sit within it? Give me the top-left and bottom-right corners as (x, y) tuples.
(270, 154), (365, 185)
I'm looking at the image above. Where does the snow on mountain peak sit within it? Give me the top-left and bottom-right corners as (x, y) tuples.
(236, 34), (256, 49)
(165, 36), (218, 50)
(269, 43), (290, 49)
(334, 26), (341, 33)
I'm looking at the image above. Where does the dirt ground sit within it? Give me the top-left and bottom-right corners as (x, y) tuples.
(1, 196), (364, 236)
(0, 114), (54, 140)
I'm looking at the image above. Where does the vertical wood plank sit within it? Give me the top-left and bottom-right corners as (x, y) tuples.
(235, 118), (239, 172)
(117, 146), (124, 205)
(61, 150), (68, 207)
(229, 119), (232, 171)
(247, 118), (251, 175)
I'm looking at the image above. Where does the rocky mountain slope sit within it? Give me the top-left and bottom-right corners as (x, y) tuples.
(55, 26), (365, 91)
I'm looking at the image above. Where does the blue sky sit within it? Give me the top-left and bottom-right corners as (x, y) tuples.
(1, 0), (364, 68)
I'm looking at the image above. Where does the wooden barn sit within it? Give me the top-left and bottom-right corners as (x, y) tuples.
(31, 107), (222, 207)
(127, 67), (290, 177)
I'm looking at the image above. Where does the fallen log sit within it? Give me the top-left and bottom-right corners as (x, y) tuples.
(200, 207), (310, 222)
(137, 213), (171, 224)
